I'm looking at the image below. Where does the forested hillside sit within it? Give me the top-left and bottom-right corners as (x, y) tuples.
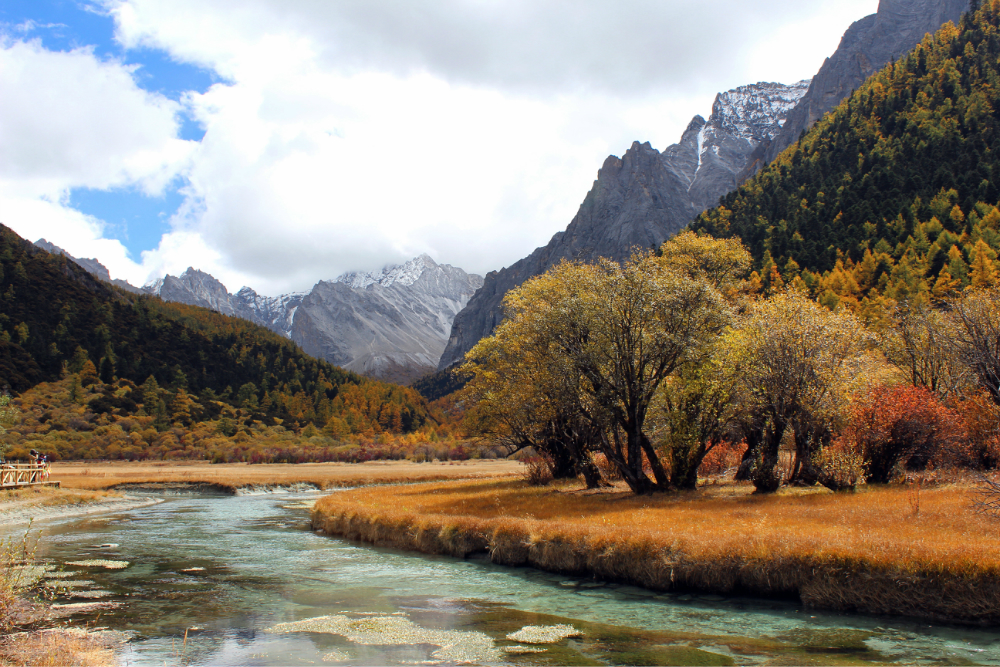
(693, 2), (1000, 313)
(0, 225), (431, 436)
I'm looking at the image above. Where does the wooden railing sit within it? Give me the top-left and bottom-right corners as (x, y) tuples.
(0, 463), (56, 488)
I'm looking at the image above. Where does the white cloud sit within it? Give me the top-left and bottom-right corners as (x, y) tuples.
(0, 37), (196, 285)
(4, 1), (882, 296)
(106, 0), (879, 98)
(0, 38), (192, 196)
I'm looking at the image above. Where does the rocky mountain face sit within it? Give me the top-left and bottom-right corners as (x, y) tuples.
(292, 255), (483, 384)
(33, 239), (142, 293)
(437, 80), (809, 370)
(740, 0), (970, 179)
(144, 268), (240, 314)
(143, 255), (482, 385)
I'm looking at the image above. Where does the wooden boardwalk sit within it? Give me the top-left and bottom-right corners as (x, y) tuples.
(1, 463), (59, 489)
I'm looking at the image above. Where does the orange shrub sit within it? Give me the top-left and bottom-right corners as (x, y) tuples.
(952, 392), (1000, 469)
(839, 385), (968, 484)
(697, 440), (747, 477)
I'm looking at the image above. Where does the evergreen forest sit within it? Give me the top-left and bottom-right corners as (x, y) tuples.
(693, 4), (1000, 314)
(0, 225), (463, 462)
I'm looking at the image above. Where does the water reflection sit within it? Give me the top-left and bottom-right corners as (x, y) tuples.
(11, 492), (1000, 665)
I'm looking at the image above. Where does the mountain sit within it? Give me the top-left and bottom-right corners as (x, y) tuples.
(33, 239), (142, 294)
(6, 225), (432, 436)
(740, 0), (970, 179)
(294, 255), (483, 384)
(437, 80), (809, 369)
(692, 2), (1000, 310)
(438, 0), (971, 371)
(143, 268), (240, 315)
(144, 255), (482, 385)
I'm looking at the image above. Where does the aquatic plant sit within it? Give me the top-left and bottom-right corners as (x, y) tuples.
(506, 624), (582, 643)
(265, 613), (502, 663)
(65, 560), (129, 570)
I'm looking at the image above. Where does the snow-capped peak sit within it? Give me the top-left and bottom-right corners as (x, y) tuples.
(708, 80), (811, 143)
(336, 254), (437, 289)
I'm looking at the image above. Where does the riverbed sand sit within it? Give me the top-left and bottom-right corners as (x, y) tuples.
(0, 488), (163, 528)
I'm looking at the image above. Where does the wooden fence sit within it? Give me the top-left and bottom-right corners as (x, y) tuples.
(0, 463), (58, 489)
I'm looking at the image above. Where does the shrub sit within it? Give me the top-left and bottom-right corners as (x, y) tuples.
(815, 439), (866, 491)
(0, 527), (38, 634)
(839, 385), (967, 484)
(522, 456), (554, 486)
(952, 392), (1000, 469)
(591, 453), (622, 482)
(697, 440), (747, 477)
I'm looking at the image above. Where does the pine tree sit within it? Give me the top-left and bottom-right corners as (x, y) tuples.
(969, 239), (999, 288)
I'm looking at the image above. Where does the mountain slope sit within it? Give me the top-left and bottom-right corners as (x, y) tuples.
(692, 2), (1000, 308)
(33, 239), (142, 294)
(741, 0), (969, 179)
(144, 256), (482, 384)
(6, 225), (431, 433)
(438, 80), (809, 369)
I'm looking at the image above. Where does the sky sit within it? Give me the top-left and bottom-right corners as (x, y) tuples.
(0, 0), (880, 296)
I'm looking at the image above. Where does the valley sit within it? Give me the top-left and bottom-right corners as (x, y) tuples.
(5, 0), (1000, 664)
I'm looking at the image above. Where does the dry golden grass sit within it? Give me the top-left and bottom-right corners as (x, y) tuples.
(0, 629), (116, 666)
(0, 487), (118, 509)
(50, 459), (520, 491)
(313, 478), (1000, 624)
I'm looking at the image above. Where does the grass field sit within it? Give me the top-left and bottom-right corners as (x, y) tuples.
(312, 477), (1000, 624)
(49, 459), (521, 491)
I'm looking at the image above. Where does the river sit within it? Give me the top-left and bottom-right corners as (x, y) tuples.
(14, 490), (1000, 665)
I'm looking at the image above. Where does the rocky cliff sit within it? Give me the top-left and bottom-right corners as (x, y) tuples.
(143, 255), (482, 385)
(437, 80), (809, 370)
(740, 0), (970, 178)
(144, 268), (238, 314)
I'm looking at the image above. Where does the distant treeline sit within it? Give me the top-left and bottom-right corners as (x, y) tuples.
(0, 225), (432, 436)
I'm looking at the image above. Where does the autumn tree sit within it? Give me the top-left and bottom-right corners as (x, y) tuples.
(879, 302), (967, 396)
(463, 281), (606, 487)
(650, 232), (752, 489)
(951, 287), (1000, 404)
(719, 290), (874, 492)
(654, 355), (734, 490)
(481, 252), (731, 493)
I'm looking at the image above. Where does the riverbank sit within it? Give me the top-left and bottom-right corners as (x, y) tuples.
(50, 459), (520, 492)
(311, 477), (1000, 625)
(0, 486), (163, 527)
(0, 627), (125, 667)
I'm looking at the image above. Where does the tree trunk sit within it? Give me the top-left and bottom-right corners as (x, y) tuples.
(789, 424), (822, 486)
(670, 440), (705, 490)
(577, 453), (606, 489)
(751, 420), (786, 493)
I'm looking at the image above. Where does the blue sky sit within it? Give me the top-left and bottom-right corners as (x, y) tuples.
(1, 0), (211, 259)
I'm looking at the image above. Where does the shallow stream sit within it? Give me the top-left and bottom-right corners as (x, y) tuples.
(13, 491), (1000, 665)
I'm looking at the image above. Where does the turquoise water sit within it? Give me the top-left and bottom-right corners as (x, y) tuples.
(15, 492), (1000, 665)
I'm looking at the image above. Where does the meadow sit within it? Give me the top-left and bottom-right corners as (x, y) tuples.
(312, 475), (1000, 625)
(49, 459), (520, 492)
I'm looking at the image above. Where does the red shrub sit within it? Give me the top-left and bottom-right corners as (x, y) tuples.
(839, 385), (968, 484)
